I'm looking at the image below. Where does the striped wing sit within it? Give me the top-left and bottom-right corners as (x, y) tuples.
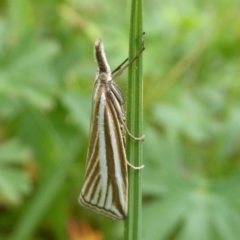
(79, 82), (128, 220)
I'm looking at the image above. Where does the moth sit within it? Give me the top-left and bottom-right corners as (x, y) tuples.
(79, 39), (145, 220)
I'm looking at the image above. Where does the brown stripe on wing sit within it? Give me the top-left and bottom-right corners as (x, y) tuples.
(110, 81), (125, 106)
(81, 89), (102, 200)
(81, 145), (100, 198)
(102, 104), (115, 208)
(81, 123), (100, 192)
(86, 92), (101, 163)
(104, 93), (128, 217)
(107, 89), (128, 189)
(106, 94), (128, 190)
(89, 174), (101, 202)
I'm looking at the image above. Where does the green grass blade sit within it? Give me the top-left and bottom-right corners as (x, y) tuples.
(124, 0), (144, 239)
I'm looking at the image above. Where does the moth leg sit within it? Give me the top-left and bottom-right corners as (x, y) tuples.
(121, 120), (145, 141)
(127, 160), (144, 170)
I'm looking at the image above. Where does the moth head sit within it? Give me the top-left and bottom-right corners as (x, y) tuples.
(98, 72), (110, 81)
(94, 39), (111, 82)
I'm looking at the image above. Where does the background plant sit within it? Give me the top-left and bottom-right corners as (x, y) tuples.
(0, 0), (240, 240)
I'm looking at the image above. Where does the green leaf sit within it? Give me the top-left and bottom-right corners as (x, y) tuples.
(61, 91), (91, 135)
(0, 139), (32, 205)
(0, 139), (31, 164)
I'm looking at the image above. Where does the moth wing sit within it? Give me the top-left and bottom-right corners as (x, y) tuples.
(79, 84), (128, 220)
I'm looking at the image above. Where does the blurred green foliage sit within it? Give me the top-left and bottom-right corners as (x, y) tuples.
(0, 0), (240, 240)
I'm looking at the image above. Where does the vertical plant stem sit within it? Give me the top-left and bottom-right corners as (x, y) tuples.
(124, 0), (144, 239)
